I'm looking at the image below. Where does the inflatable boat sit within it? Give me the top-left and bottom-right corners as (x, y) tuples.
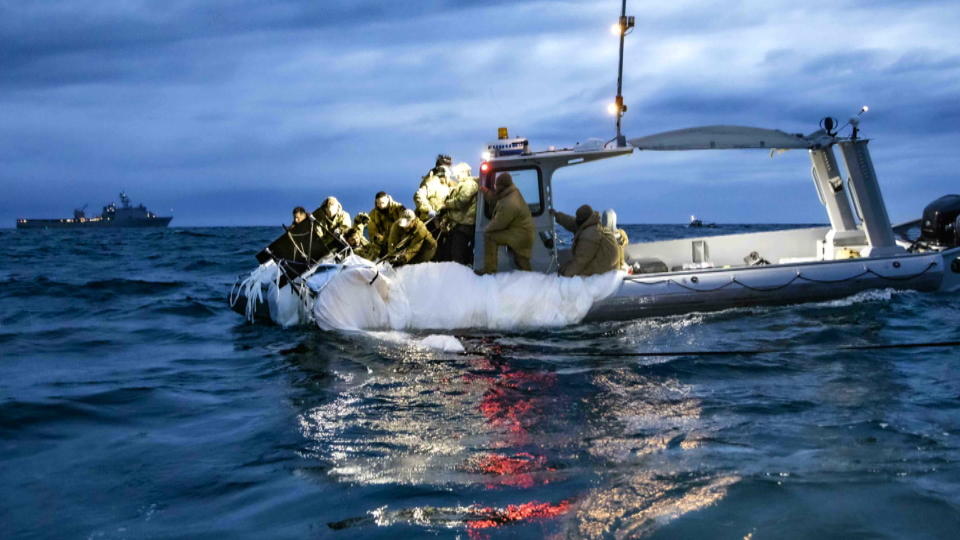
(230, 1), (958, 331)
(230, 118), (960, 331)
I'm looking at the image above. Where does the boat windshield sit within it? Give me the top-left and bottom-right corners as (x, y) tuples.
(483, 166), (545, 217)
(510, 168), (543, 215)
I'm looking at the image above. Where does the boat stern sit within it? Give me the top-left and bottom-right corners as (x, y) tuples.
(941, 248), (960, 292)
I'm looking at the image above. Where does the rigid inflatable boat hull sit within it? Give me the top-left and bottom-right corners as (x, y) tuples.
(586, 249), (957, 321)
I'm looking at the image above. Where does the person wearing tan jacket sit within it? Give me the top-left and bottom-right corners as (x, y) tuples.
(552, 204), (620, 277)
(367, 192), (404, 257)
(601, 208), (630, 271)
(344, 227), (380, 261)
(414, 168), (452, 221)
(443, 163), (479, 266)
(386, 209), (437, 266)
(482, 173), (535, 274)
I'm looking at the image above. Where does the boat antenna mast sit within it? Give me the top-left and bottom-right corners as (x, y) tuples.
(611, 0), (635, 147)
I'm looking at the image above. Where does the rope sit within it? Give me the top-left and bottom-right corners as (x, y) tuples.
(507, 340), (960, 359)
(283, 226), (311, 262)
(624, 261), (939, 293)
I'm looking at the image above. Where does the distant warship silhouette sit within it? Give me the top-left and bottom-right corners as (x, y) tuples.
(16, 192), (172, 229)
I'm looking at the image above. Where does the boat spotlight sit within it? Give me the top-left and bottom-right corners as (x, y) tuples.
(607, 95), (627, 117)
(612, 15), (635, 35)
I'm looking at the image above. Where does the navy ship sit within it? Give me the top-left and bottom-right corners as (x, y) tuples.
(16, 192), (172, 229)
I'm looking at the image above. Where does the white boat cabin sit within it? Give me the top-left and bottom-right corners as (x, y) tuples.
(473, 123), (912, 276)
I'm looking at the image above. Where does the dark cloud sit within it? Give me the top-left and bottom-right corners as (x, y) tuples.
(2, 0), (959, 226)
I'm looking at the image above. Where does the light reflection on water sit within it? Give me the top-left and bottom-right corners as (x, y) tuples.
(296, 329), (739, 537)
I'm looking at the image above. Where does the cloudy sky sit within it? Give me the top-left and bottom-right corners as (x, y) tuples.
(2, 0), (959, 226)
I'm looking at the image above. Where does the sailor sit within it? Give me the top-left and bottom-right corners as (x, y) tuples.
(436, 153), (454, 180)
(353, 211), (371, 237)
(367, 192), (405, 256)
(552, 204), (620, 277)
(443, 162), (479, 265)
(414, 165), (452, 222)
(480, 173), (535, 274)
(600, 208), (630, 271)
(343, 227), (380, 261)
(312, 196), (352, 238)
(386, 209), (437, 266)
(291, 206), (308, 225)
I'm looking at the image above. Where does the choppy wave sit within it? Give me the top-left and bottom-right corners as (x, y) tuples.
(1, 225), (958, 539)
(1, 276), (187, 299)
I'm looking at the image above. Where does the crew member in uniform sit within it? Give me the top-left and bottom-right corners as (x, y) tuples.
(414, 166), (452, 222)
(386, 209), (437, 266)
(481, 173), (535, 274)
(312, 196), (352, 254)
(552, 204), (620, 277)
(443, 162), (479, 266)
(291, 206), (308, 226)
(344, 227), (380, 260)
(600, 208), (630, 271)
(367, 192), (405, 257)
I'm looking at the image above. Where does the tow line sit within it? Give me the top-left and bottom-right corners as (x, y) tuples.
(503, 340), (960, 358)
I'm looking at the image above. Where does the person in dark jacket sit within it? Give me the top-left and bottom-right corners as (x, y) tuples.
(552, 204), (620, 277)
(291, 206), (308, 226)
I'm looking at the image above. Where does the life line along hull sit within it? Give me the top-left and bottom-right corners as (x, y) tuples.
(586, 248), (959, 321)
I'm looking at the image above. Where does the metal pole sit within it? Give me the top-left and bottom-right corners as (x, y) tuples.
(615, 0), (627, 146)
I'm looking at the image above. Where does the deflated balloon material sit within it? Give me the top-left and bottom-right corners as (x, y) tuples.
(309, 259), (624, 331)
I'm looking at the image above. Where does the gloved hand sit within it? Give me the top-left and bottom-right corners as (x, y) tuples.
(354, 212), (370, 225)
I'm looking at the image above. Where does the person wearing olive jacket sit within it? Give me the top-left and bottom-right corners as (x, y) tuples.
(552, 204), (620, 277)
(344, 227), (381, 261)
(443, 163), (479, 265)
(312, 196), (352, 238)
(309, 196), (352, 255)
(367, 192), (405, 257)
(601, 208), (630, 271)
(386, 209), (437, 266)
(414, 168), (452, 221)
(482, 173), (535, 274)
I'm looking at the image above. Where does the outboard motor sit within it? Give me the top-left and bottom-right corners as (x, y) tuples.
(919, 194), (960, 248)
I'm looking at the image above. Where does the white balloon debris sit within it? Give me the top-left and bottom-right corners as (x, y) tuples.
(310, 260), (623, 331)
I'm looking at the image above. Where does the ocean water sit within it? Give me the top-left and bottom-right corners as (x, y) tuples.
(1, 225), (959, 539)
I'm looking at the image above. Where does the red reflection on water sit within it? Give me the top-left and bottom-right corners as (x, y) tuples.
(470, 452), (555, 488)
(460, 357), (571, 539)
(464, 357), (557, 441)
(467, 500), (572, 531)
